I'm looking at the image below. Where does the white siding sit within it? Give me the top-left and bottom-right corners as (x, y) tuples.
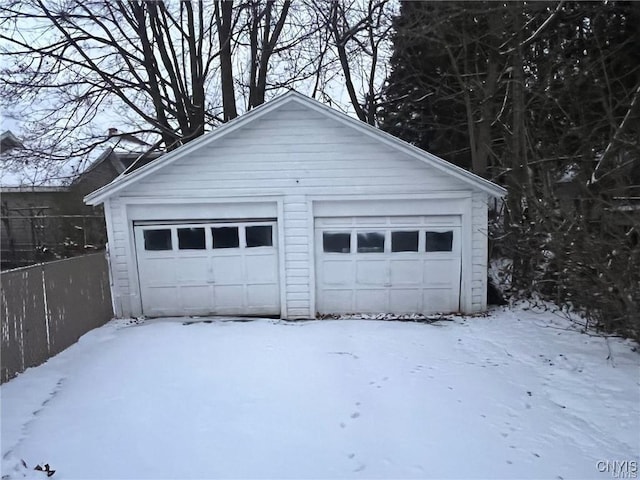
(471, 192), (489, 312)
(122, 103), (469, 199)
(104, 197), (131, 317)
(105, 101), (492, 318)
(283, 195), (312, 317)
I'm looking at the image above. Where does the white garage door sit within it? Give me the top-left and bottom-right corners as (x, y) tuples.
(315, 216), (461, 315)
(134, 220), (279, 317)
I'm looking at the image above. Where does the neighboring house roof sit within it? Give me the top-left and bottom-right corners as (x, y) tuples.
(0, 130), (23, 153)
(1, 143), (162, 189)
(84, 91), (507, 205)
(1, 186), (67, 193)
(71, 147), (163, 188)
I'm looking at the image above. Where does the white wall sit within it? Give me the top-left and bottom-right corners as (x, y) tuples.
(104, 101), (490, 318)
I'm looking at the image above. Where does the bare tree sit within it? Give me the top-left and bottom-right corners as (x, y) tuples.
(312, 0), (395, 125)
(0, 0), (397, 182)
(0, 1), (227, 153)
(214, 1), (239, 121)
(0, 0), (311, 177)
(245, 0), (291, 109)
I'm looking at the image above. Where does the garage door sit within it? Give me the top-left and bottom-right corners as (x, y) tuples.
(315, 216), (461, 315)
(134, 220), (279, 317)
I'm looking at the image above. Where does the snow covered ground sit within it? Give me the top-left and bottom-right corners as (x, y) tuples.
(1, 307), (638, 479)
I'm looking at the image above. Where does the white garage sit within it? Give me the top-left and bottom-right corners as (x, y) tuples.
(85, 91), (505, 319)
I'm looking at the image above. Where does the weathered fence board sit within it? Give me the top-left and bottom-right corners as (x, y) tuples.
(1, 252), (113, 383)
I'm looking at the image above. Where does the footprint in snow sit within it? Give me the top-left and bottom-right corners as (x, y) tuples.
(353, 463), (366, 473)
(351, 412), (360, 419)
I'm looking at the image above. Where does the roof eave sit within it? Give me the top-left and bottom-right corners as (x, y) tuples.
(84, 91), (507, 204)
(84, 92), (302, 205)
(284, 95), (507, 197)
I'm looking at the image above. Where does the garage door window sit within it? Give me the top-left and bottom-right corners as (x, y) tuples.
(212, 227), (239, 249)
(178, 228), (205, 250)
(246, 225), (273, 247)
(391, 231), (419, 252)
(357, 232), (385, 253)
(143, 229), (172, 251)
(323, 232), (351, 253)
(425, 231), (453, 252)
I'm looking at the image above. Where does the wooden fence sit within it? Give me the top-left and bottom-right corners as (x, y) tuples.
(1, 252), (113, 383)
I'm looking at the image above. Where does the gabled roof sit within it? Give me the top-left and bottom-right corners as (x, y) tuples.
(85, 91), (506, 205)
(71, 147), (164, 187)
(0, 130), (23, 152)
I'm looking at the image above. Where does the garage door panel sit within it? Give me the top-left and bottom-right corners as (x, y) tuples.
(423, 289), (456, 312)
(322, 261), (354, 285)
(390, 216), (421, 225)
(355, 261), (386, 285)
(355, 289), (388, 312)
(389, 289), (421, 312)
(315, 217), (352, 227)
(140, 258), (178, 285)
(424, 260), (459, 287)
(319, 289), (353, 312)
(176, 257), (210, 283)
(245, 255), (278, 283)
(355, 216), (386, 225)
(179, 286), (213, 312)
(213, 285), (245, 308)
(143, 287), (179, 314)
(389, 260), (422, 285)
(247, 284), (279, 308)
(316, 217), (461, 315)
(134, 221), (279, 317)
(212, 256), (245, 283)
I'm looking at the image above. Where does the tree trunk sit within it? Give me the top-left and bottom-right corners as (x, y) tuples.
(215, 1), (238, 121)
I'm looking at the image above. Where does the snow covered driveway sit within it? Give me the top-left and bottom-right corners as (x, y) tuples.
(2, 308), (639, 479)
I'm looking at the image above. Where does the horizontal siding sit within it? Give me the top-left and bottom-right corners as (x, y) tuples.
(106, 198), (133, 317)
(285, 261), (308, 270)
(287, 292), (309, 301)
(288, 300), (309, 309)
(139, 176), (454, 191)
(286, 252), (308, 262)
(283, 195), (311, 318)
(286, 284), (309, 293)
(286, 244), (309, 254)
(124, 102), (467, 200)
(471, 192), (489, 312)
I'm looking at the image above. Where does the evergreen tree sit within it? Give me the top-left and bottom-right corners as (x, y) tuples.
(381, 1), (640, 339)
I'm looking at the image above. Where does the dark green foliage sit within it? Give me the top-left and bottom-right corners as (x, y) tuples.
(383, 1), (640, 340)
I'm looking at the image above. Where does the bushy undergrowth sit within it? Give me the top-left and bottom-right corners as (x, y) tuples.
(494, 196), (639, 342)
